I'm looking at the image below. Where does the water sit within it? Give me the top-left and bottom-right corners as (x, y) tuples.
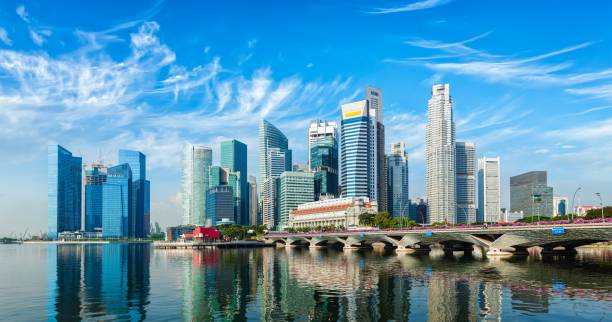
(0, 244), (611, 321)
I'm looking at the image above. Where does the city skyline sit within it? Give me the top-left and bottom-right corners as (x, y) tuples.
(2, 0), (612, 235)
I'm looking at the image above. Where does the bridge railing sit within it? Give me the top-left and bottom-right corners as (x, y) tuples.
(265, 218), (612, 237)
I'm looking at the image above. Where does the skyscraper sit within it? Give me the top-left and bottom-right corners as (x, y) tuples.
(258, 120), (292, 229)
(367, 86), (388, 213)
(102, 164), (132, 237)
(279, 171), (314, 229)
(310, 135), (339, 199)
(553, 196), (568, 217)
(206, 185), (234, 224)
(426, 84), (456, 224)
(455, 142), (476, 223)
(84, 164), (107, 232)
(48, 145), (83, 239)
(248, 176), (258, 226)
(118, 149), (150, 238)
(308, 120), (337, 167)
(477, 156), (501, 223)
(387, 142), (409, 218)
(220, 140), (248, 225)
(182, 144), (213, 226)
(340, 100), (372, 198)
(510, 171), (553, 217)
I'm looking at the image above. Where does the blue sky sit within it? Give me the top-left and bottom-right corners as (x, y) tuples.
(1, 0), (611, 235)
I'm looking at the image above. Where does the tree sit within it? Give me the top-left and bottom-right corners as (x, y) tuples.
(585, 206), (612, 219)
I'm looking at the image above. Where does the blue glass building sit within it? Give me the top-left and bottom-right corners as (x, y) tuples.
(220, 140), (249, 225)
(310, 136), (338, 199)
(85, 165), (107, 232)
(48, 145), (82, 239)
(340, 100), (372, 198)
(118, 150), (150, 238)
(206, 185), (234, 224)
(102, 164), (132, 238)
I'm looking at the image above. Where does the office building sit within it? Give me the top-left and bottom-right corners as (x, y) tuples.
(426, 84), (456, 224)
(182, 144), (213, 226)
(288, 197), (377, 229)
(308, 120), (337, 166)
(340, 100), (372, 198)
(367, 86), (388, 213)
(292, 163), (309, 172)
(311, 135), (339, 199)
(48, 145), (83, 239)
(118, 149), (150, 238)
(220, 140), (248, 225)
(248, 176), (258, 226)
(387, 142), (409, 218)
(510, 171), (553, 217)
(206, 185), (235, 225)
(279, 171), (314, 230)
(553, 196), (569, 217)
(477, 157), (501, 223)
(455, 142), (476, 223)
(409, 197), (428, 224)
(259, 120), (292, 229)
(84, 164), (107, 232)
(102, 164), (132, 238)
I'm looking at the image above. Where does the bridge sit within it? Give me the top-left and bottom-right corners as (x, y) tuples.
(264, 221), (612, 256)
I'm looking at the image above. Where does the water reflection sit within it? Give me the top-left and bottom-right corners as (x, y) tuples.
(33, 245), (612, 321)
(47, 244), (150, 321)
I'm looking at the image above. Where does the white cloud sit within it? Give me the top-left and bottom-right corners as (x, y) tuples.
(16, 5), (29, 23)
(368, 0), (452, 14)
(247, 38), (257, 48)
(29, 29), (46, 46)
(566, 84), (612, 102)
(0, 28), (12, 46)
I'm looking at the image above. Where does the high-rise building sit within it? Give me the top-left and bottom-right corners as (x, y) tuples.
(510, 171), (553, 217)
(118, 149), (150, 238)
(340, 100), (372, 198)
(248, 176), (258, 226)
(182, 144), (213, 226)
(84, 164), (107, 232)
(553, 196), (569, 217)
(259, 120), (292, 229)
(279, 171), (314, 229)
(367, 86), (388, 213)
(48, 145), (83, 239)
(102, 164), (132, 237)
(426, 84), (456, 224)
(292, 163), (309, 172)
(206, 185), (234, 225)
(455, 142), (476, 223)
(220, 140), (248, 225)
(477, 157), (501, 223)
(387, 142), (409, 218)
(308, 120), (337, 167)
(311, 135), (339, 199)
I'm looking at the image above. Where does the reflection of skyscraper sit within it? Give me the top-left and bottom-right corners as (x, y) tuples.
(478, 282), (502, 321)
(428, 274), (458, 321)
(48, 145), (82, 239)
(54, 245), (82, 321)
(182, 144), (213, 226)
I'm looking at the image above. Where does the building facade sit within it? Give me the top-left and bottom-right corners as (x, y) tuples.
(426, 84), (456, 224)
(279, 171), (314, 230)
(386, 142), (409, 218)
(288, 197), (378, 229)
(48, 145), (83, 239)
(340, 100), (372, 199)
(553, 196), (569, 217)
(367, 86), (387, 213)
(182, 144), (213, 226)
(259, 120), (292, 229)
(206, 185), (235, 225)
(310, 135), (339, 199)
(510, 171), (553, 217)
(477, 156), (501, 223)
(308, 120), (337, 167)
(84, 164), (107, 232)
(455, 142), (476, 223)
(248, 176), (258, 226)
(220, 140), (248, 225)
(102, 164), (132, 238)
(118, 149), (150, 238)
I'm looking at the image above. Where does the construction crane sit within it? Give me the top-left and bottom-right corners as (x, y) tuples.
(21, 228), (29, 241)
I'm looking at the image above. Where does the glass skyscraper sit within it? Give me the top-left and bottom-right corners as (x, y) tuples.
(85, 164), (107, 232)
(206, 185), (235, 224)
(340, 100), (371, 198)
(48, 145), (82, 239)
(477, 157), (501, 223)
(310, 135), (338, 199)
(386, 142), (409, 218)
(279, 171), (314, 229)
(220, 140), (248, 225)
(102, 164), (132, 238)
(118, 150), (150, 238)
(455, 142), (476, 223)
(182, 144), (213, 227)
(258, 120), (292, 229)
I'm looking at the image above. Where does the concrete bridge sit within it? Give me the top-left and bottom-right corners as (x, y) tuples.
(264, 222), (612, 256)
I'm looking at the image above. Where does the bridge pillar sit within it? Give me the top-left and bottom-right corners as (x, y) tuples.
(413, 244), (431, 252)
(395, 246), (416, 254)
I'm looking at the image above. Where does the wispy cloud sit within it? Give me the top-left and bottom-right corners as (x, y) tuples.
(0, 28), (11, 46)
(247, 38), (258, 48)
(566, 84), (612, 102)
(16, 5), (29, 23)
(367, 0), (452, 14)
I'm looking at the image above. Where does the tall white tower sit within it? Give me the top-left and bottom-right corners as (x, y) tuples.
(426, 84), (456, 224)
(477, 156), (501, 222)
(182, 143), (213, 226)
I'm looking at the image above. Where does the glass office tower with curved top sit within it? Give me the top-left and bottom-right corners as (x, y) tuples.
(182, 144), (213, 226)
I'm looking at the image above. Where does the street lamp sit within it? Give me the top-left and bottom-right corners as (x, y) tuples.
(571, 187), (582, 221)
(595, 193), (604, 220)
